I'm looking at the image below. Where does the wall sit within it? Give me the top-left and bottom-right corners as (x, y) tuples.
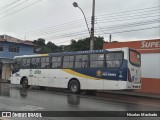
(0, 42), (35, 58)
(1, 63), (12, 80)
(139, 53), (160, 94)
(141, 53), (160, 79)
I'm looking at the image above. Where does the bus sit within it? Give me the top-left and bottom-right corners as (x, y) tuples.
(10, 47), (141, 94)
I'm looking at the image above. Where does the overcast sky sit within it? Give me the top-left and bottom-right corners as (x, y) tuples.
(0, 0), (160, 45)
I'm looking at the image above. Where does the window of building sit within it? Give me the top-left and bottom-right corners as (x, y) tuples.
(63, 56), (74, 68)
(40, 57), (50, 68)
(75, 55), (88, 68)
(51, 57), (61, 68)
(0, 45), (3, 51)
(106, 52), (123, 68)
(9, 46), (19, 52)
(90, 54), (104, 68)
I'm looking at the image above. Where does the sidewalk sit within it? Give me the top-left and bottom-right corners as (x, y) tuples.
(98, 90), (160, 99)
(0, 79), (10, 83)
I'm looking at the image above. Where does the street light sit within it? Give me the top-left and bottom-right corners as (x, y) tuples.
(73, 1), (95, 50)
(73, 2), (91, 38)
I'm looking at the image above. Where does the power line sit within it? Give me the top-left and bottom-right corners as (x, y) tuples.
(0, 0), (21, 11)
(108, 26), (160, 34)
(37, 30), (89, 40)
(19, 6), (160, 35)
(19, 18), (90, 34)
(26, 18), (159, 39)
(96, 6), (160, 17)
(0, 0), (42, 20)
(53, 35), (89, 45)
(22, 14), (159, 37)
(23, 21), (90, 36)
(97, 19), (160, 31)
(95, 22), (111, 41)
(0, 0), (30, 15)
(33, 25), (159, 45)
(26, 18), (159, 43)
(97, 14), (159, 23)
(28, 30), (89, 42)
(17, 6), (159, 38)
(26, 26), (88, 38)
(97, 10), (159, 22)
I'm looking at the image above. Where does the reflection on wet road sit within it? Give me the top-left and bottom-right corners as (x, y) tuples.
(0, 83), (159, 120)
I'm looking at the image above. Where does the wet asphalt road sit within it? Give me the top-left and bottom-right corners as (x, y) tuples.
(0, 83), (159, 120)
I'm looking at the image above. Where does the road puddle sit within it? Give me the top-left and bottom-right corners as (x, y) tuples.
(0, 83), (10, 97)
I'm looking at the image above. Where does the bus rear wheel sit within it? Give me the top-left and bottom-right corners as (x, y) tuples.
(22, 78), (30, 89)
(69, 80), (80, 94)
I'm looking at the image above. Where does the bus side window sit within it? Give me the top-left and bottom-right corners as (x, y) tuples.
(30, 57), (40, 68)
(106, 52), (123, 69)
(46, 57), (50, 68)
(26, 58), (31, 68)
(14, 58), (21, 69)
(22, 58), (27, 68)
(52, 57), (61, 68)
(41, 57), (49, 68)
(90, 54), (104, 68)
(115, 52), (123, 68)
(31, 58), (36, 68)
(41, 57), (46, 68)
(75, 55), (88, 68)
(36, 58), (40, 68)
(63, 56), (74, 68)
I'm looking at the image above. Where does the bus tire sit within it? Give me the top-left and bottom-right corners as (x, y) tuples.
(22, 78), (30, 89)
(69, 80), (80, 94)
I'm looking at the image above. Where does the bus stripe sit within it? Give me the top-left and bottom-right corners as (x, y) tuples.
(62, 69), (100, 80)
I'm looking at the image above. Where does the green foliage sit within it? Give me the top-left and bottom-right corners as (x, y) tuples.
(69, 36), (104, 51)
(33, 38), (45, 46)
(33, 36), (104, 53)
(33, 38), (62, 53)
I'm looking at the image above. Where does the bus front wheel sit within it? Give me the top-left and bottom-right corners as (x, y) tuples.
(22, 78), (30, 89)
(69, 80), (80, 94)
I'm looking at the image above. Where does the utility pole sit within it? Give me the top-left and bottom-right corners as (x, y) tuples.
(90, 0), (95, 50)
(109, 34), (112, 42)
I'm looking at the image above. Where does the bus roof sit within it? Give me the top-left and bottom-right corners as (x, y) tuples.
(14, 54), (48, 58)
(14, 47), (130, 58)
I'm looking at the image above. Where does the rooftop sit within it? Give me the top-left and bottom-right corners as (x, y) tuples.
(0, 34), (36, 46)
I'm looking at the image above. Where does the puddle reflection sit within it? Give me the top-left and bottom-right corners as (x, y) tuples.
(0, 83), (10, 97)
(19, 88), (28, 98)
(67, 94), (80, 105)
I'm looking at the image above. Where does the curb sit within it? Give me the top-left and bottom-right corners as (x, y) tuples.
(97, 91), (160, 99)
(0, 79), (10, 84)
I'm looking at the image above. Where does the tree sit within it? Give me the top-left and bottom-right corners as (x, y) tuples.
(69, 36), (104, 51)
(46, 42), (62, 52)
(33, 38), (45, 46)
(32, 36), (105, 53)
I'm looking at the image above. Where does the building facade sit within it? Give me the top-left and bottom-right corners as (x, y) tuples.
(0, 35), (36, 59)
(0, 35), (36, 80)
(103, 39), (160, 94)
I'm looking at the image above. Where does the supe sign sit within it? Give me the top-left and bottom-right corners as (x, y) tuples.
(141, 41), (160, 48)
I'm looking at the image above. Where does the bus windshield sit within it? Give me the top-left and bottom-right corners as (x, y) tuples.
(129, 49), (141, 67)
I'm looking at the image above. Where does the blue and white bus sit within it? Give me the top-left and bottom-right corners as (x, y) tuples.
(10, 47), (141, 93)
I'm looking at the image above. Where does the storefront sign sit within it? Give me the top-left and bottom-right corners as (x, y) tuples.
(141, 41), (160, 48)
